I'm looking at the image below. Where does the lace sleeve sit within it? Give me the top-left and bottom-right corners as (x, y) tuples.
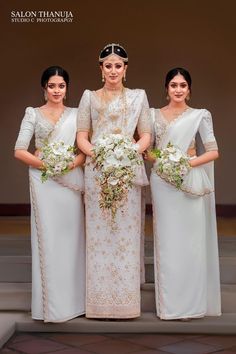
(137, 90), (152, 135)
(149, 108), (156, 148)
(77, 90), (91, 132)
(14, 107), (36, 150)
(199, 110), (218, 151)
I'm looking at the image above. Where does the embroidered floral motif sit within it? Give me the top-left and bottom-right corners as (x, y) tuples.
(204, 141), (218, 151)
(30, 175), (49, 321)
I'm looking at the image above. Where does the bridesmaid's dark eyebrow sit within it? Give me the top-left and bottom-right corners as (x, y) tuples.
(48, 82), (65, 85)
(170, 81), (187, 85)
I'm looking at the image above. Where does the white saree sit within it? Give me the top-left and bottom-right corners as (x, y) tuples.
(77, 89), (151, 318)
(150, 108), (221, 320)
(15, 107), (85, 322)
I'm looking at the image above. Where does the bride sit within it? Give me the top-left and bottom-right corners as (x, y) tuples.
(77, 44), (151, 318)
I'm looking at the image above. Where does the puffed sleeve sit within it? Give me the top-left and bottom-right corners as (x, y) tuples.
(137, 90), (152, 135)
(198, 109), (218, 151)
(14, 107), (36, 150)
(77, 90), (91, 132)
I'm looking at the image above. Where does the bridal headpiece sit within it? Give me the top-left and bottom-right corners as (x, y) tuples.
(99, 43), (128, 63)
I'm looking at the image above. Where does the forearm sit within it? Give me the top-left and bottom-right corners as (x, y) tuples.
(14, 149), (44, 169)
(77, 132), (94, 157)
(73, 152), (86, 167)
(189, 150), (219, 167)
(79, 140), (94, 157)
(136, 133), (151, 153)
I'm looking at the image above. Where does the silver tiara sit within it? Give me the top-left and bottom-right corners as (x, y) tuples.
(99, 43), (128, 62)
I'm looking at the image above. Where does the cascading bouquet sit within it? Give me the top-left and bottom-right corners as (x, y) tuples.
(92, 134), (142, 224)
(151, 142), (191, 189)
(39, 140), (76, 182)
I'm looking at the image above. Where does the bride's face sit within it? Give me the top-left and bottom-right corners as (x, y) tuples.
(101, 54), (127, 86)
(45, 75), (67, 104)
(167, 74), (190, 103)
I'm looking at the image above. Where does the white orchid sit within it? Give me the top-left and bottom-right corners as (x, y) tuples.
(40, 140), (75, 182)
(153, 142), (191, 189)
(169, 150), (182, 162)
(103, 155), (120, 168)
(114, 147), (125, 160)
(119, 156), (132, 167)
(92, 134), (142, 224)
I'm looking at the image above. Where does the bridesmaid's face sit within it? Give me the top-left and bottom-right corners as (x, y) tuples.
(45, 75), (67, 104)
(101, 54), (127, 86)
(167, 74), (190, 103)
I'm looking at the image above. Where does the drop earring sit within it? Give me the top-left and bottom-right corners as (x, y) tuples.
(186, 93), (191, 101)
(123, 73), (126, 82)
(102, 74), (105, 82)
(44, 91), (48, 101)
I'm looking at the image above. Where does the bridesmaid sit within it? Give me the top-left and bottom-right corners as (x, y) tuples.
(77, 44), (151, 319)
(14, 66), (86, 322)
(149, 67), (221, 320)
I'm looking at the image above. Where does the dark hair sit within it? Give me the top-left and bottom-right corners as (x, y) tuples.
(99, 43), (128, 65)
(41, 66), (69, 88)
(165, 67), (192, 92)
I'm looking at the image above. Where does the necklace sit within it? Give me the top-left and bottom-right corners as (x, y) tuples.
(98, 86), (127, 134)
(103, 84), (124, 92)
(103, 85), (124, 99)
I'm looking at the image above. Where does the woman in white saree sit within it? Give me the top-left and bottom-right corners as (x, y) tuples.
(77, 44), (151, 319)
(149, 68), (221, 320)
(15, 66), (86, 322)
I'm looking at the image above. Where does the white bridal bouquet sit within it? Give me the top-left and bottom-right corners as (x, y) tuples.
(39, 141), (76, 182)
(92, 134), (142, 222)
(151, 142), (191, 189)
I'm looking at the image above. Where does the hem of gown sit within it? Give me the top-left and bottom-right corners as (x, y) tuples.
(86, 312), (140, 319)
(157, 311), (222, 320)
(32, 310), (85, 323)
(157, 311), (206, 320)
(206, 312), (222, 317)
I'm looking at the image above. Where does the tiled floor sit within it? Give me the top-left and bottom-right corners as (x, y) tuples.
(1, 332), (236, 354)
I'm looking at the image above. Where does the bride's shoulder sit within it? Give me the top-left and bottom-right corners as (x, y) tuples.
(126, 88), (147, 101)
(149, 108), (162, 122)
(67, 107), (78, 113)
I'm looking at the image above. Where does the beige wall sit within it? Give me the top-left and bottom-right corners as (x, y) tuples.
(1, 0), (236, 204)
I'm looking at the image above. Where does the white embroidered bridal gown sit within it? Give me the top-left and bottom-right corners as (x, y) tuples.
(15, 107), (85, 322)
(150, 108), (221, 320)
(77, 89), (150, 318)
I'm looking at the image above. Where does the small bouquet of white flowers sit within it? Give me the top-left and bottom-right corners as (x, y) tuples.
(39, 140), (76, 183)
(151, 142), (191, 189)
(92, 134), (142, 223)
